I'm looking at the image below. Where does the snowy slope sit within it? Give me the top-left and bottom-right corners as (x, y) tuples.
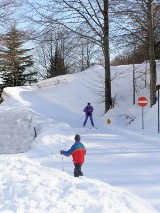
(0, 63), (160, 212)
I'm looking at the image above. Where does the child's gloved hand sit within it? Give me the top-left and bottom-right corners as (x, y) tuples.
(60, 150), (64, 155)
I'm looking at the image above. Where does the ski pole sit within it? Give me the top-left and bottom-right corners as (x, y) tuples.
(61, 155), (64, 171)
(74, 115), (84, 127)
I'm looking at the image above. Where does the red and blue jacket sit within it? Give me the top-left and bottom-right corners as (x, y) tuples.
(63, 141), (86, 164)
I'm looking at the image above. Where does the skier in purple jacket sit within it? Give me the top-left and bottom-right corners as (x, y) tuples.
(83, 103), (94, 127)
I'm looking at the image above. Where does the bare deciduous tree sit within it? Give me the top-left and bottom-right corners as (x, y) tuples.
(0, 0), (21, 27)
(112, 0), (159, 107)
(25, 0), (112, 113)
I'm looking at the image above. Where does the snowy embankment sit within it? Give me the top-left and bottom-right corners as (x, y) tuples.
(0, 64), (160, 212)
(0, 155), (159, 213)
(0, 107), (34, 153)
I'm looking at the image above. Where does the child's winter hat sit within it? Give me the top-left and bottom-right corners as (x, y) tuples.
(75, 134), (80, 141)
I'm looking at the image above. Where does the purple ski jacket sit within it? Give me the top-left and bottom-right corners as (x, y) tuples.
(83, 105), (94, 115)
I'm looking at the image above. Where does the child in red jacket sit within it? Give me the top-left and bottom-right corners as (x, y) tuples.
(60, 134), (86, 177)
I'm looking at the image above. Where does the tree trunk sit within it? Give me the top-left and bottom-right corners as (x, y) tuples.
(148, 0), (156, 107)
(86, 45), (90, 68)
(103, 0), (112, 112)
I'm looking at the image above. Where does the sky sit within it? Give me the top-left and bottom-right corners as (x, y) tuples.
(0, 63), (160, 212)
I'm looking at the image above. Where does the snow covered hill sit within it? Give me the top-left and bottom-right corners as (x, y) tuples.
(0, 63), (160, 212)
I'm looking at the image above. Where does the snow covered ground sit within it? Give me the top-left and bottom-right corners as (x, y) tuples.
(1, 63), (160, 212)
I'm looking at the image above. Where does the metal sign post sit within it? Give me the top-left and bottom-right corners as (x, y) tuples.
(156, 85), (160, 133)
(158, 89), (159, 133)
(138, 97), (148, 129)
(142, 107), (144, 129)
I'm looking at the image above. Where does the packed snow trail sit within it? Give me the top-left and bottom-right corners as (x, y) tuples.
(2, 86), (81, 125)
(2, 86), (160, 212)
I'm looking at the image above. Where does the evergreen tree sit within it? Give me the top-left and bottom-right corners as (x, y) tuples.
(0, 25), (37, 86)
(47, 46), (68, 78)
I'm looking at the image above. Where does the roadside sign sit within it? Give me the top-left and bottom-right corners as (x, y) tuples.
(138, 97), (148, 107)
(138, 97), (148, 129)
(107, 119), (111, 124)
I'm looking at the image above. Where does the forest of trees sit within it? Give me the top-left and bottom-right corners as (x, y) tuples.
(0, 0), (159, 112)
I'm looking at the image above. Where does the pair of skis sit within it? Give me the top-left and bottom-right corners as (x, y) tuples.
(84, 126), (97, 129)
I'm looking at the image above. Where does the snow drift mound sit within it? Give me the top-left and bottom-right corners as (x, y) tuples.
(0, 107), (35, 154)
(0, 156), (158, 213)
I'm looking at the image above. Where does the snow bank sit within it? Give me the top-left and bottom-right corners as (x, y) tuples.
(0, 107), (35, 154)
(0, 156), (158, 213)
